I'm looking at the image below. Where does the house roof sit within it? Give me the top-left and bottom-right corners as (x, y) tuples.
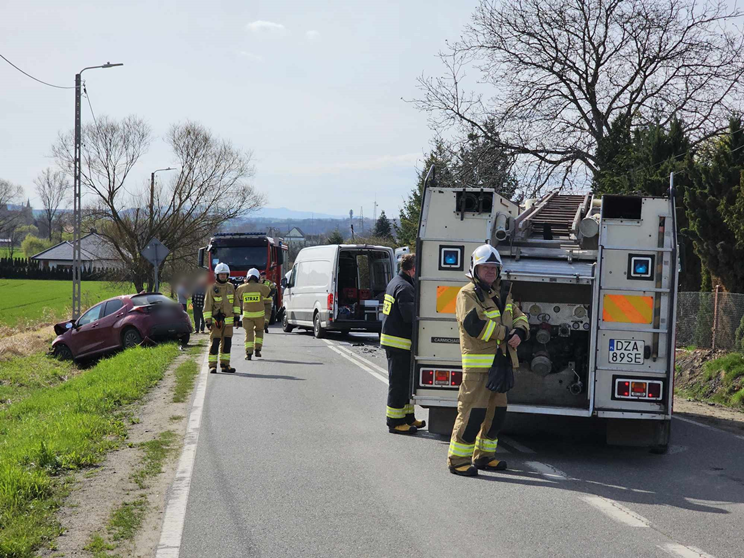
(286, 227), (305, 237)
(31, 233), (119, 262)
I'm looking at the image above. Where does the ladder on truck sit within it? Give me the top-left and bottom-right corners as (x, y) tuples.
(515, 192), (591, 242)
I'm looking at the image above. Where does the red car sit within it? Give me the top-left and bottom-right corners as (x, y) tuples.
(52, 293), (193, 361)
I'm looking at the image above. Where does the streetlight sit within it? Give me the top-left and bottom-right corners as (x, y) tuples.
(150, 167), (177, 227)
(72, 62), (123, 319)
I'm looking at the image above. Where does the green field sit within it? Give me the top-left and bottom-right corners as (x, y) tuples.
(0, 279), (136, 329)
(0, 248), (24, 260)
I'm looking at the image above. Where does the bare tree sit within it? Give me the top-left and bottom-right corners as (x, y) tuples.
(416, 0), (744, 193)
(0, 178), (24, 232)
(53, 116), (263, 290)
(33, 168), (70, 240)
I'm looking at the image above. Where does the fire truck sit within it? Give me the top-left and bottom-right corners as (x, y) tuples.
(198, 233), (288, 323)
(412, 169), (679, 451)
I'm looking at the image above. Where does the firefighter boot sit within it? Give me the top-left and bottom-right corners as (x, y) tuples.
(245, 354), (252, 360)
(255, 350), (262, 358)
(388, 424), (418, 435)
(221, 364), (236, 373)
(411, 419), (427, 429)
(473, 456), (508, 471)
(449, 464), (478, 477)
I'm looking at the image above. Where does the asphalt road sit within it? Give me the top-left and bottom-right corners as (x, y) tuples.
(177, 326), (744, 558)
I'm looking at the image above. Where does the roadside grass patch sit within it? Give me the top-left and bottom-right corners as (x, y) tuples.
(131, 431), (178, 489)
(0, 352), (76, 409)
(0, 343), (180, 557)
(169, 415), (184, 422)
(173, 359), (199, 403)
(677, 352), (744, 409)
(107, 497), (148, 542)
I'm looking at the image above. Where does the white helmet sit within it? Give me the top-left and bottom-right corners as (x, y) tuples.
(247, 268), (260, 281)
(214, 262), (230, 275)
(467, 244), (502, 279)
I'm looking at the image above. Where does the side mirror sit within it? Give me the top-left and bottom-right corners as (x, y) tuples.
(198, 248), (205, 268)
(281, 278), (288, 289)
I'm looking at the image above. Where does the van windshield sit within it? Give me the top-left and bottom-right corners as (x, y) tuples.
(211, 246), (267, 271)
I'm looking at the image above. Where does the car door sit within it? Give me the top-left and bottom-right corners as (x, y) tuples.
(70, 303), (104, 357)
(96, 298), (126, 352)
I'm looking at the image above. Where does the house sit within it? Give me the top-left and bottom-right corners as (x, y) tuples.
(31, 232), (123, 270)
(285, 227), (306, 244)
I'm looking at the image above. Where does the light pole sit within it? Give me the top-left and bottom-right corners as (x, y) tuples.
(72, 61), (123, 319)
(149, 167), (176, 228)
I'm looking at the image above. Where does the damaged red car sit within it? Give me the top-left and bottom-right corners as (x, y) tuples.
(51, 293), (192, 361)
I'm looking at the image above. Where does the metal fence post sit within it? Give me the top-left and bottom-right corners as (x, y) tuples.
(712, 284), (720, 351)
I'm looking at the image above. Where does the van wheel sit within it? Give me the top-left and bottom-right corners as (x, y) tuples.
(282, 313), (295, 333)
(313, 313), (326, 339)
(122, 327), (143, 349)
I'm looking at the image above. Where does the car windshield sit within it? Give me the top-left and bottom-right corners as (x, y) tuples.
(132, 294), (177, 306)
(210, 246), (267, 271)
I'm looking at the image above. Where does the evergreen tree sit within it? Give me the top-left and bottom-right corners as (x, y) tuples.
(373, 211), (393, 239)
(686, 117), (744, 292)
(326, 229), (344, 244)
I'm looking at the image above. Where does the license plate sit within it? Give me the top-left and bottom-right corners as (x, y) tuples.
(609, 339), (644, 365)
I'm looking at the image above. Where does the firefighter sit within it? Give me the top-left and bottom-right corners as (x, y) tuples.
(260, 271), (277, 334)
(237, 268), (271, 359)
(448, 244), (529, 476)
(204, 263), (239, 374)
(381, 253), (425, 435)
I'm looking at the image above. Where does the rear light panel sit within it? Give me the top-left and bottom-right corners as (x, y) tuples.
(613, 378), (663, 401)
(419, 368), (462, 388)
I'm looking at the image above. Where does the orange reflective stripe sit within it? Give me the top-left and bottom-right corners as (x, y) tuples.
(436, 286), (461, 314)
(602, 295), (653, 324)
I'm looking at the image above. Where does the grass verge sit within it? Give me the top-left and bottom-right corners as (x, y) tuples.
(172, 360), (199, 404)
(676, 351), (744, 409)
(131, 431), (179, 490)
(0, 343), (180, 558)
(0, 353), (76, 409)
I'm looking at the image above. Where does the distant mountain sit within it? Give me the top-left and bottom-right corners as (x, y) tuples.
(250, 207), (348, 220)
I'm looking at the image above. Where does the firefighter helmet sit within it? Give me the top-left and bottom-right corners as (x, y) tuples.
(467, 244), (502, 279)
(214, 262), (230, 275)
(247, 268), (260, 281)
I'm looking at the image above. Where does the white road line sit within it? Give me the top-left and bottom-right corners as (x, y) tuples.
(333, 342), (389, 375)
(323, 340), (388, 385)
(674, 415), (744, 442)
(156, 349), (210, 558)
(525, 461), (570, 480)
(659, 543), (717, 558)
(500, 435), (537, 454)
(580, 495), (650, 528)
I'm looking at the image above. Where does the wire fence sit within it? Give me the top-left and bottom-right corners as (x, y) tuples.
(676, 289), (744, 351)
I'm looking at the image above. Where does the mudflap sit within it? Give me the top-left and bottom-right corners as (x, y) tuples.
(606, 418), (670, 453)
(428, 407), (458, 436)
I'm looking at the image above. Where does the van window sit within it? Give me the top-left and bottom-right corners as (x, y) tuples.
(298, 260), (330, 288)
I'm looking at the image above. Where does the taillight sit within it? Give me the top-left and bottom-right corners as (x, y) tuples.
(451, 371), (463, 386)
(647, 382), (662, 399)
(435, 370), (449, 386)
(327, 293), (334, 310)
(617, 381), (630, 397)
(614, 378), (663, 400)
(131, 306), (151, 314)
(420, 369), (462, 388)
(421, 370), (434, 385)
(631, 381), (647, 396)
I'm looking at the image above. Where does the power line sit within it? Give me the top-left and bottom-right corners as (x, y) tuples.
(0, 53), (73, 89)
(83, 83), (98, 127)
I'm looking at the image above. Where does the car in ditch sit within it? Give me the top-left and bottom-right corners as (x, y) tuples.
(51, 292), (193, 361)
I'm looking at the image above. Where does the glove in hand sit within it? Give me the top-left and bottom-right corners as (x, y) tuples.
(486, 352), (514, 393)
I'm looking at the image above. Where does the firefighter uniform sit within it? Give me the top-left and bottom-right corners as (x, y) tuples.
(448, 276), (529, 474)
(262, 279), (276, 331)
(237, 273), (271, 358)
(381, 270), (423, 433)
(203, 280), (239, 372)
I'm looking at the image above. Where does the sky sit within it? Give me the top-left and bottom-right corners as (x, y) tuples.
(0, 0), (480, 220)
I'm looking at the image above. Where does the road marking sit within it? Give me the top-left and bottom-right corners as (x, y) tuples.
(580, 495), (650, 528)
(659, 543), (717, 558)
(334, 342), (389, 375)
(323, 340), (388, 385)
(674, 415), (744, 442)
(525, 461), (569, 480)
(500, 435), (537, 454)
(156, 349), (210, 558)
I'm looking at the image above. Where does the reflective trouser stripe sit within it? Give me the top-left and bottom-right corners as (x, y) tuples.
(224, 317), (234, 324)
(203, 312), (213, 319)
(208, 355), (218, 363)
(380, 334), (412, 350)
(255, 336), (263, 345)
(475, 436), (498, 452)
(461, 354), (495, 368)
(245, 342), (254, 348)
(233, 306), (240, 314)
(404, 404), (415, 415)
(386, 406), (406, 419)
(243, 311), (264, 318)
(481, 320), (496, 342)
(448, 440), (475, 457)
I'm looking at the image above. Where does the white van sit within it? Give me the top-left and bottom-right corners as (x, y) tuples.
(281, 244), (396, 338)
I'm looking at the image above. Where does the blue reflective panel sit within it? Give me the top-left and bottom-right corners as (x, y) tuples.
(444, 250), (459, 265)
(633, 259), (650, 275)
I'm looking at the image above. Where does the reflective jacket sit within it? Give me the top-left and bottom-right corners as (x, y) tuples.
(203, 281), (238, 326)
(456, 279), (529, 371)
(262, 280), (277, 308)
(381, 271), (415, 351)
(237, 281), (271, 318)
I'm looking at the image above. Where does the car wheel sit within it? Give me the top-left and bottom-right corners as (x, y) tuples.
(282, 312), (295, 333)
(122, 327), (143, 349)
(313, 312), (326, 339)
(178, 333), (190, 346)
(54, 344), (73, 361)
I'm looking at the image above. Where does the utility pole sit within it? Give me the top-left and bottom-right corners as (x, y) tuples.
(149, 167), (176, 230)
(72, 61), (123, 319)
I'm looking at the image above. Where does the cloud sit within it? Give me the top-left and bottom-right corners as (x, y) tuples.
(306, 30), (321, 41)
(246, 20), (287, 34)
(290, 153), (422, 175)
(238, 51), (263, 62)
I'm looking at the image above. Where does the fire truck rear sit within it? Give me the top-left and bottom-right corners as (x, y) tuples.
(413, 171), (679, 450)
(198, 232), (288, 323)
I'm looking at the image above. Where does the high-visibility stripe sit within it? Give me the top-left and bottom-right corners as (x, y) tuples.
(255, 336), (263, 344)
(602, 294), (653, 324)
(461, 353), (495, 368)
(224, 317), (234, 324)
(514, 315), (528, 326)
(386, 406), (406, 419)
(208, 355), (217, 362)
(505, 304), (513, 313)
(233, 307), (240, 313)
(484, 309), (501, 319)
(380, 333), (412, 350)
(203, 311), (213, 319)
(481, 320), (496, 342)
(436, 286), (461, 314)
(475, 436), (498, 452)
(448, 440), (475, 457)
(404, 404), (415, 414)
(214, 296), (222, 302)
(227, 295), (234, 302)
(245, 342), (254, 348)
(243, 311), (265, 318)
